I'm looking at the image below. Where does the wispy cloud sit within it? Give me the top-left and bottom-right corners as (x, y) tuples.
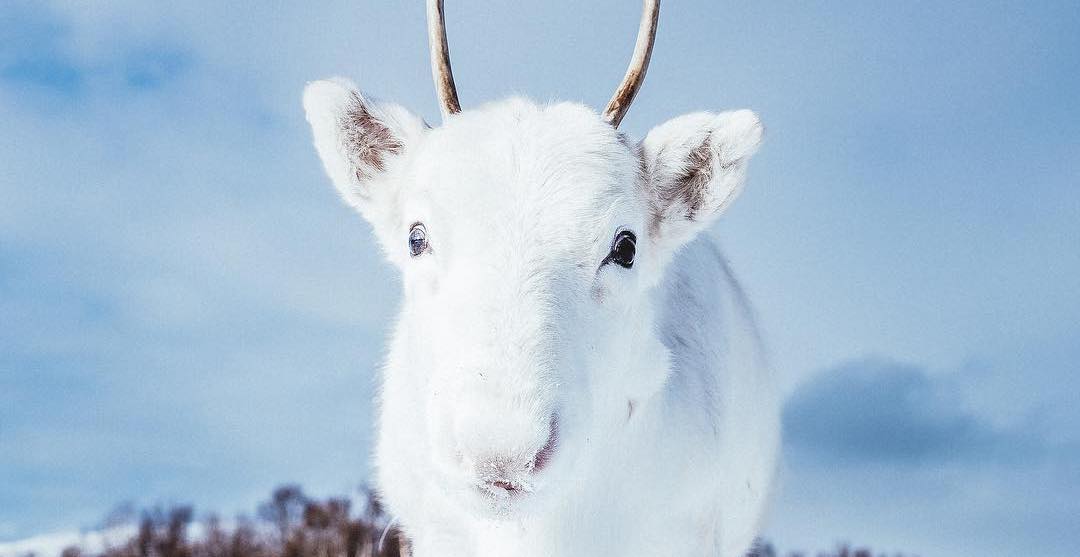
(0, 2), (192, 99)
(0, 4), (82, 93)
(118, 45), (190, 90)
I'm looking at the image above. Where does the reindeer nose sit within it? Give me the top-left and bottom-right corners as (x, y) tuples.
(472, 416), (559, 493)
(474, 458), (525, 495)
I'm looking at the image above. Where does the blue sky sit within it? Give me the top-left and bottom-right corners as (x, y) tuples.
(1, 1), (1078, 555)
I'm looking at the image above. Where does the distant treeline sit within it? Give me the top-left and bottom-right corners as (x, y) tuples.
(36, 485), (911, 557)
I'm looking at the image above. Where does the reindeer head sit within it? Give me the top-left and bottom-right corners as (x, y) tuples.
(304, 0), (763, 518)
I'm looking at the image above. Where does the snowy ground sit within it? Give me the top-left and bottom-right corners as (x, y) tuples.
(0, 527), (134, 557)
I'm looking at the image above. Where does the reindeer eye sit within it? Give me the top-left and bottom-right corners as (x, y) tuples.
(607, 230), (636, 269)
(408, 223), (428, 257)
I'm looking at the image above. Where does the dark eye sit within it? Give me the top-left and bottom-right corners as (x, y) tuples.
(409, 223), (428, 257)
(606, 230), (636, 269)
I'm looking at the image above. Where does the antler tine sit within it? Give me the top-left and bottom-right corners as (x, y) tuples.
(602, 0), (660, 128)
(427, 0), (461, 118)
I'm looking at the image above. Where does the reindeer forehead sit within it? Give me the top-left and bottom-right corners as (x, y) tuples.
(407, 100), (641, 238)
(400, 0), (657, 256)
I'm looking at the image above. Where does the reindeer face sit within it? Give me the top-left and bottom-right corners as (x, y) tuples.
(395, 101), (653, 514)
(304, 81), (762, 517)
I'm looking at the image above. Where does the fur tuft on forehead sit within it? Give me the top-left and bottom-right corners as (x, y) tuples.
(416, 99), (639, 207)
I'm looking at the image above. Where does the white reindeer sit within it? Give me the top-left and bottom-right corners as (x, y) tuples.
(303, 1), (778, 555)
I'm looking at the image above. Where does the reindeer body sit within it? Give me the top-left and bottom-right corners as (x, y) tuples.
(377, 234), (776, 557)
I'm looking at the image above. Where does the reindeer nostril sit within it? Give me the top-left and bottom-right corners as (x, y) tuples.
(491, 479), (518, 492)
(531, 415), (559, 472)
(468, 415), (559, 496)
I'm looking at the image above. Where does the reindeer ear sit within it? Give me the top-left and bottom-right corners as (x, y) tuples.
(641, 109), (763, 253)
(303, 78), (426, 217)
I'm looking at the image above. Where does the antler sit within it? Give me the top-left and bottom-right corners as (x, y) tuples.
(426, 0), (658, 126)
(602, 0), (660, 128)
(427, 0), (461, 118)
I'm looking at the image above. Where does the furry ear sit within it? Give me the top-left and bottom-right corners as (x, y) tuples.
(303, 78), (426, 220)
(641, 109), (763, 254)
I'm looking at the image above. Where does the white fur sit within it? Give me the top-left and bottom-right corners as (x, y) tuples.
(303, 78), (779, 557)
